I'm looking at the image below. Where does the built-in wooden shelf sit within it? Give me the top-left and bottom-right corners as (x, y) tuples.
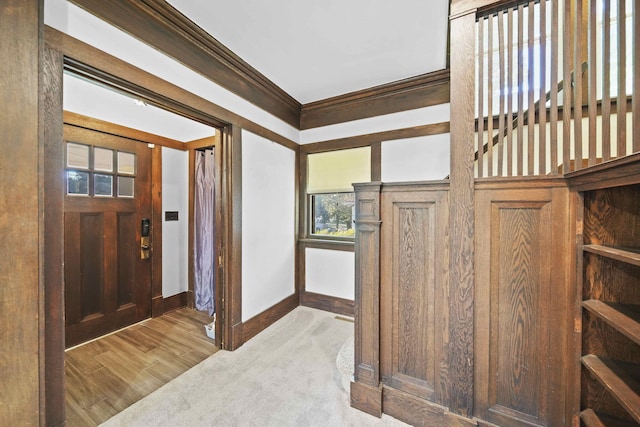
(581, 354), (640, 424)
(582, 300), (640, 347)
(583, 245), (640, 267)
(580, 408), (636, 427)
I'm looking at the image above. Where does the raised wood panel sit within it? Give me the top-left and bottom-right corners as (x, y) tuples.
(117, 212), (136, 307)
(380, 189), (449, 404)
(80, 213), (106, 317)
(475, 185), (571, 427)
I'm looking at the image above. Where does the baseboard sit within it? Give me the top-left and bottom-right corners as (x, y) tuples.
(241, 293), (299, 344)
(350, 381), (382, 417)
(300, 291), (354, 317)
(382, 386), (477, 427)
(163, 291), (188, 314)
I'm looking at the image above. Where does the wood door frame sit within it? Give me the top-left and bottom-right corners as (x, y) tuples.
(43, 27), (246, 423)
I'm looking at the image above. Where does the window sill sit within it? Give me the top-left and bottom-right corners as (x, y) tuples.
(299, 238), (355, 251)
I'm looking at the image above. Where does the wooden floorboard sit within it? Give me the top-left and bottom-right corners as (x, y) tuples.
(65, 307), (217, 427)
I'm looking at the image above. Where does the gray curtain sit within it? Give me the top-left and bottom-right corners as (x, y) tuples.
(194, 148), (215, 315)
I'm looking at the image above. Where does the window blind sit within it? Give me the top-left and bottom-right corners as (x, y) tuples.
(307, 146), (371, 194)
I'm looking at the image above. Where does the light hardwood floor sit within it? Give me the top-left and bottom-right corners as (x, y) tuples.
(65, 308), (217, 426)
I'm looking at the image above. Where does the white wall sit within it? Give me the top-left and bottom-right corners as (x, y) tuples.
(305, 249), (355, 300)
(382, 133), (451, 182)
(162, 147), (189, 297)
(242, 130), (296, 321)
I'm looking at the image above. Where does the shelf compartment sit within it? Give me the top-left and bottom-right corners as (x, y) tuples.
(581, 354), (640, 424)
(583, 245), (640, 267)
(583, 300), (640, 347)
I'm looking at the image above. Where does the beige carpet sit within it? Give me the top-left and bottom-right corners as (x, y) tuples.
(100, 306), (409, 427)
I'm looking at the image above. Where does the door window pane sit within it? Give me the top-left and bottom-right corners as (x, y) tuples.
(118, 176), (134, 198)
(117, 152), (136, 174)
(94, 174), (113, 196)
(67, 143), (90, 169)
(94, 147), (113, 172)
(67, 170), (89, 195)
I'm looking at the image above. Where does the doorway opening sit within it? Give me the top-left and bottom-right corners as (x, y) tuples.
(61, 70), (227, 423)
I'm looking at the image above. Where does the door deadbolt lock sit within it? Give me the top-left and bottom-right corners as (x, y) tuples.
(141, 236), (150, 259)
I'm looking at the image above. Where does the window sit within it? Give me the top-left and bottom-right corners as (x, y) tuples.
(65, 142), (136, 197)
(307, 147), (371, 239)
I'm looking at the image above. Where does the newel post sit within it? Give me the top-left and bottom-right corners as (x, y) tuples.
(350, 182), (383, 417)
(448, 3), (478, 418)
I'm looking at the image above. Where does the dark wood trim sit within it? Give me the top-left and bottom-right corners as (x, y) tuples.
(241, 293), (299, 344)
(300, 291), (354, 317)
(299, 239), (355, 252)
(63, 111), (186, 150)
(162, 292), (188, 313)
(187, 147), (196, 309)
(447, 12), (476, 417)
(44, 26), (298, 152)
(69, 0), (301, 128)
(225, 125), (244, 350)
(151, 145), (163, 317)
(185, 134), (217, 151)
(301, 122), (450, 154)
(301, 70), (450, 129)
(43, 46), (66, 427)
(2, 1), (44, 424)
(565, 152), (640, 191)
(371, 141), (382, 182)
(350, 381), (383, 418)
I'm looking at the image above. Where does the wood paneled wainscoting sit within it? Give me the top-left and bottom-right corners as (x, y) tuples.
(351, 178), (574, 426)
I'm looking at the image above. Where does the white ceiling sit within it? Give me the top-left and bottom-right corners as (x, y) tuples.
(166, 0), (450, 104)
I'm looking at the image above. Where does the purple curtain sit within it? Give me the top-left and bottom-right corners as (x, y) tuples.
(194, 149), (215, 315)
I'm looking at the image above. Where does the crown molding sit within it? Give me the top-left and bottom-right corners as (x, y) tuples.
(70, 0), (302, 128)
(300, 69), (450, 130)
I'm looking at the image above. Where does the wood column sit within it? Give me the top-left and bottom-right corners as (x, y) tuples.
(43, 46), (66, 426)
(0, 0), (45, 424)
(448, 8), (477, 417)
(351, 182), (383, 417)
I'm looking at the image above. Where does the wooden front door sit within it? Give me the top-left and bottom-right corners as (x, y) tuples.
(64, 124), (152, 347)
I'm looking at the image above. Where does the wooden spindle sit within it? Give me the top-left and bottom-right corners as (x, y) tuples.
(562, 0), (573, 173)
(527, 1), (535, 175)
(478, 17), (485, 178)
(588, 0), (597, 166)
(539, 0), (547, 174)
(602, 0), (612, 161)
(617, 0), (627, 157)
(507, 7), (514, 176)
(574, 0), (583, 170)
(633, 0), (639, 152)
(488, 14), (494, 177)
(498, 10), (506, 176)
(550, 0), (559, 174)
(518, 4), (525, 175)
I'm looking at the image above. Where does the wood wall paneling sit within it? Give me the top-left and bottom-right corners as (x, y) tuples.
(380, 189), (449, 405)
(351, 182), (383, 416)
(300, 71), (450, 130)
(474, 185), (572, 426)
(69, 0), (301, 128)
